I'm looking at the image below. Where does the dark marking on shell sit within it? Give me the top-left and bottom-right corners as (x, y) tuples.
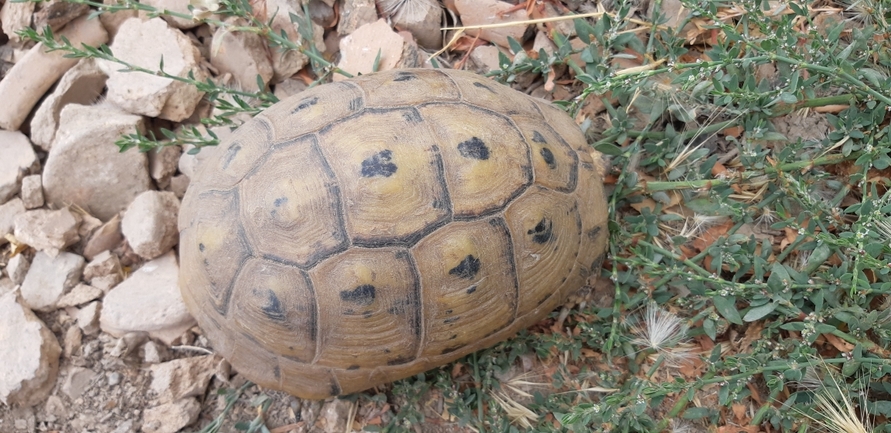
(443, 317), (460, 324)
(449, 255), (480, 280)
(528, 218), (553, 244)
(587, 226), (602, 240)
(273, 197), (287, 207)
(393, 72), (417, 81)
(347, 365), (360, 370)
(360, 150), (397, 177)
(260, 290), (286, 321)
(340, 284), (376, 306)
(221, 143), (241, 170)
(273, 365), (281, 380)
(466, 285), (477, 294)
(292, 96), (319, 113)
(349, 97), (363, 111)
(402, 110), (422, 123)
(198, 243), (205, 252)
(457, 137), (489, 160)
(441, 346), (462, 354)
(387, 356), (412, 365)
(472, 81), (495, 93)
(363, 310), (373, 319)
(329, 381), (341, 397)
(532, 130), (547, 143)
(540, 147), (556, 169)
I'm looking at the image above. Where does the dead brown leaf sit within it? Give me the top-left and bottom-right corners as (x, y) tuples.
(692, 219), (734, 252)
(822, 332), (855, 352)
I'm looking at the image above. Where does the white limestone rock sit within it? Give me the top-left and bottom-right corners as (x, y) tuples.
(0, 198), (25, 246)
(13, 208), (82, 256)
(43, 104), (151, 221)
(6, 253), (30, 285)
(82, 250), (122, 283)
(0, 291), (62, 407)
(82, 215), (123, 260)
(0, 130), (38, 204)
(335, 19), (406, 81)
(142, 398), (201, 433)
(99, 252), (195, 345)
(210, 18), (273, 92)
(101, 18), (206, 121)
(454, 0), (528, 48)
(122, 191), (180, 260)
(20, 175), (44, 210)
(29, 58), (108, 151)
(20, 251), (85, 312)
(0, 15), (108, 131)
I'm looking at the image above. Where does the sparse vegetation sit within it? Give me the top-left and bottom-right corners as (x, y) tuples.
(18, 0), (891, 431)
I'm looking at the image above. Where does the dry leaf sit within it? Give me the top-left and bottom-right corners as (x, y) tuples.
(822, 332), (855, 352)
(692, 219), (734, 252)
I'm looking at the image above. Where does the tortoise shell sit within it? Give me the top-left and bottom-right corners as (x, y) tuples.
(178, 68), (609, 399)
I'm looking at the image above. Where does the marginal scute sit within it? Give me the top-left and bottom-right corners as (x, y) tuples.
(239, 135), (347, 268)
(263, 81), (364, 141)
(513, 117), (579, 192)
(198, 115), (274, 191)
(229, 258), (317, 362)
(179, 189), (250, 315)
(504, 186), (583, 315)
(353, 69), (461, 108)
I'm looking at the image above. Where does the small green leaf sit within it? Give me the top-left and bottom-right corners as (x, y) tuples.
(714, 296), (743, 325)
(744, 302), (777, 322)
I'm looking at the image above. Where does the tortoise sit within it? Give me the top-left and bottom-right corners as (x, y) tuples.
(178, 68), (609, 399)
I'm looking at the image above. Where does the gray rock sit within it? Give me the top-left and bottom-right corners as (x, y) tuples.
(82, 250), (122, 283)
(20, 251), (85, 312)
(0, 291), (62, 407)
(13, 208), (82, 256)
(20, 175), (44, 209)
(99, 251), (195, 344)
(142, 398), (201, 433)
(0, 130), (38, 204)
(61, 367), (96, 400)
(43, 104), (150, 221)
(63, 325), (82, 358)
(210, 17), (273, 92)
(6, 253), (30, 285)
(82, 215), (123, 260)
(29, 58), (107, 151)
(121, 191), (180, 260)
(149, 355), (226, 404)
(149, 145), (181, 189)
(383, 0), (443, 49)
(56, 283), (103, 308)
(320, 398), (353, 433)
(454, 0), (529, 48)
(0, 198), (25, 245)
(75, 301), (101, 335)
(100, 18), (206, 121)
(337, 0), (377, 36)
